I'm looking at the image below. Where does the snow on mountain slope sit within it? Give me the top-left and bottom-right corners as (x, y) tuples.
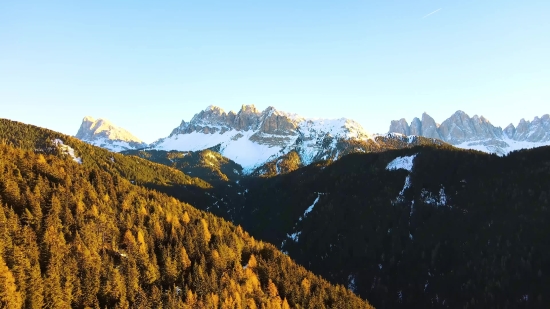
(75, 116), (148, 152)
(156, 129), (288, 171)
(152, 105), (374, 172)
(53, 138), (82, 164)
(386, 154), (417, 172)
(454, 137), (550, 155)
(75, 106), (439, 172)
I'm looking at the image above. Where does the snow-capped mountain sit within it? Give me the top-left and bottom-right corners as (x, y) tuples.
(75, 116), (148, 151)
(389, 111), (550, 155)
(151, 105), (376, 172)
(74, 107), (439, 172)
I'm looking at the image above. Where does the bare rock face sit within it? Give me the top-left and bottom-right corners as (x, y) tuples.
(503, 124), (516, 139)
(169, 105), (299, 137)
(528, 114), (550, 142)
(75, 117), (147, 151)
(390, 110), (504, 145)
(234, 105), (261, 131)
(409, 118), (422, 136)
(511, 115), (550, 142)
(421, 113), (441, 140)
(389, 119), (410, 135)
(258, 106), (299, 135)
(438, 111), (502, 144)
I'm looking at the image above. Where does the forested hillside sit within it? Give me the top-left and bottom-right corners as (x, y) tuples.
(0, 142), (372, 308)
(197, 146), (550, 308)
(0, 119), (209, 189)
(121, 149), (243, 183)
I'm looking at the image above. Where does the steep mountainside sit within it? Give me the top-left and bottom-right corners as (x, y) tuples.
(76, 116), (148, 151)
(190, 145), (550, 308)
(389, 111), (550, 155)
(0, 142), (372, 309)
(151, 105), (446, 173)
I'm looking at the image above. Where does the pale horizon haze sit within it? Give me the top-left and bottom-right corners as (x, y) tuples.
(1, 0), (549, 143)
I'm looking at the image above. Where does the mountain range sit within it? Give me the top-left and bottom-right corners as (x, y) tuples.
(76, 106), (550, 170)
(389, 111), (550, 155)
(77, 105), (446, 172)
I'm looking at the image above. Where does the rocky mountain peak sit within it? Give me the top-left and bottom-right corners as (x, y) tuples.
(83, 116), (96, 123)
(510, 114), (550, 142)
(504, 123), (516, 139)
(239, 104), (260, 114)
(258, 107), (299, 135)
(410, 117), (422, 136)
(75, 116), (147, 151)
(389, 118), (410, 135)
(205, 105), (225, 113)
(420, 113), (441, 139)
(234, 105), (262, 131)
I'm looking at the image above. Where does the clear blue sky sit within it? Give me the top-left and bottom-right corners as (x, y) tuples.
(1, 0), (549, 143)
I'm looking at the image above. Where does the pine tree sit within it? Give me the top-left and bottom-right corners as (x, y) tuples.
(0, 254), (23, 309)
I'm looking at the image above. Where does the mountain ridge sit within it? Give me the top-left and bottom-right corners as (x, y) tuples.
(74, 106), (550, 171)
(150, 105), (450, 173)
(389, 110), (550, 155)
(152, 104), (376, 172)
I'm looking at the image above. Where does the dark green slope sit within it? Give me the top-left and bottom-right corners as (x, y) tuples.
(198, 145), (550, 308)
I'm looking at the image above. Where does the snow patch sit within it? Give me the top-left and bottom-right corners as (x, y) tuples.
(421, 186), (449, 207)
(347, 275), (356, 292)
(287, 231), (301, 242)
(454, 137), (550, 156)
(286, 193), (325, 244)
(53, 139), (82, 164)
(82, 137), (144, 152)
(393, 175), (411, 205)
(155, 130), (288, 173)
(386, 154), (417, 172)
(303, 194), (320, 217)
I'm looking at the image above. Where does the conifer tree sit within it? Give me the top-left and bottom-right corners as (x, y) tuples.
(0, 254), (23, 309)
